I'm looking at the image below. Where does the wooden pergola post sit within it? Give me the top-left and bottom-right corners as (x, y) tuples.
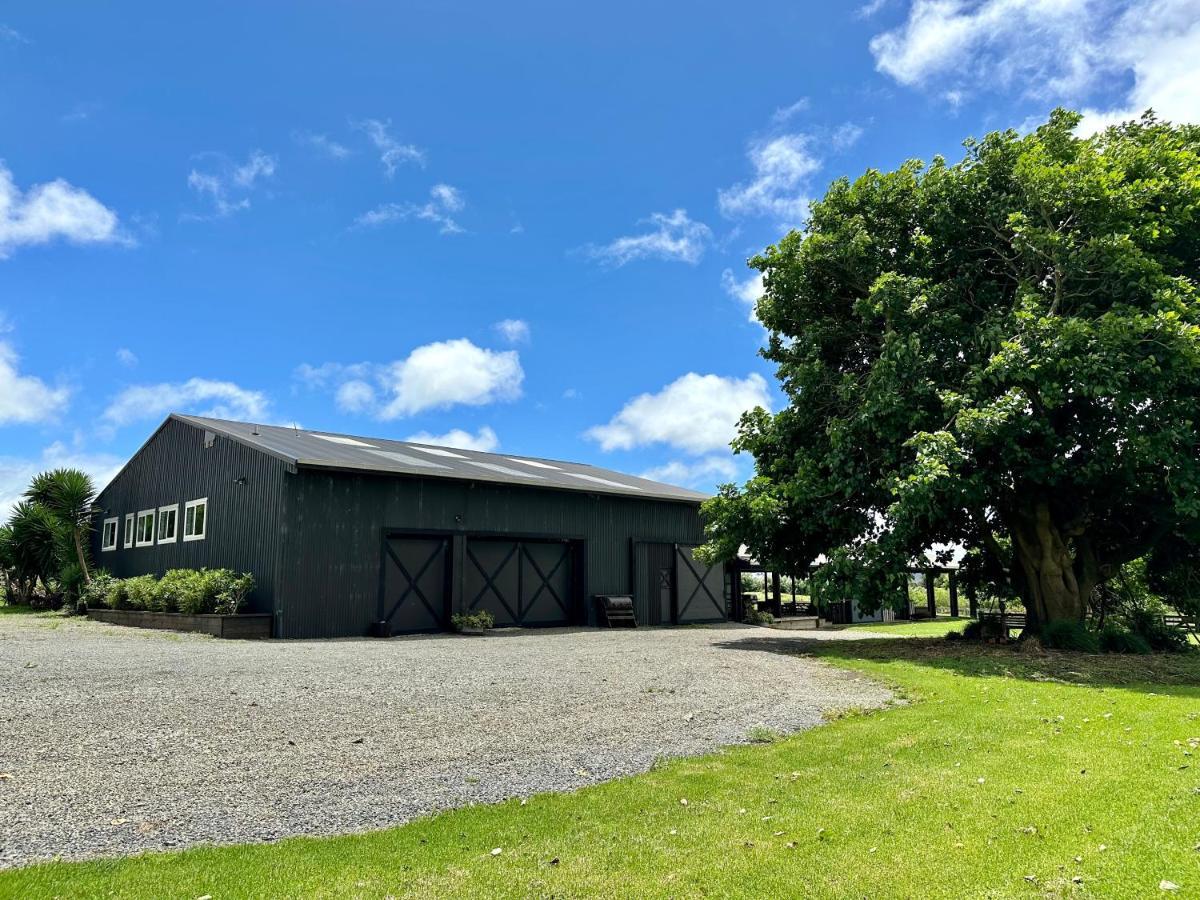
(925, 571), (937, 617)
(771, 571), (782, 617)
(949, 571), (959, 617)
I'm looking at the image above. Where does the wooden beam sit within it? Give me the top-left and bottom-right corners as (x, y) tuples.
(925, 571), (937, 617)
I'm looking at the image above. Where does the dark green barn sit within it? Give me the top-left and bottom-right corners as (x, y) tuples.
(91, 415), (728, 638)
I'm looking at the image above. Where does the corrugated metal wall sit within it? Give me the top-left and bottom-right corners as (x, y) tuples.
(275, 469), (702, 638)
(90, 419), (289, 618)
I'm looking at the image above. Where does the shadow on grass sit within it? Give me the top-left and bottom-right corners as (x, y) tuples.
(714, 634), (1200, 695)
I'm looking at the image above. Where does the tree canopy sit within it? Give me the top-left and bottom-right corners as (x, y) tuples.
(699, 110), (1200, 631)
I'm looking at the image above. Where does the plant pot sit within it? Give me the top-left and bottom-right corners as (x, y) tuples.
(459, 626), (488, 636)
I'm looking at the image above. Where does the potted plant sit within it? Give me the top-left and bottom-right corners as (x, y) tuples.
(451, 610), (495, 635)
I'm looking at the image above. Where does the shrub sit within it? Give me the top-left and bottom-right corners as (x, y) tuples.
(105, 577), (131, 610)
(123, 575), (159, 611)
(1040, 619), (1100, 653)
(1098, 623), (1152, 655)
(80, 571), (119, 609)
(743, 607), (775, 626)
(451, 610), (495, 632)
(210, 570), (254, 615)
(154, 569), (196, 613)
(1124, 607), (1191, 653)
(954, 617), (1006, 642)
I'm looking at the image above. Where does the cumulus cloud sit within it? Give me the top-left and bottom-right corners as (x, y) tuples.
(584, 209), (712, 266)
(298, 339), (524, 420)
(869, 0), (1199, 129)
(355, 184), (465, 234)
(292, 130), (352, 160)
(115, 347), (137, 368)
(640, 455), (739, 490)
(101, 377), (271, 428)
(0, 163), (125, 258)
(0, 340), (70, 424)
(586, 372), (771, 455)
(355, 118), (425, 177)
(771, 98), (811, 125)
(718, 135), (821, 226)
(721, 268), (765, 323)
(493, 318), (530, 344)
(405, 426), (500, 453)
(0, 442), (123, 522)
(186, 150), (276, 218)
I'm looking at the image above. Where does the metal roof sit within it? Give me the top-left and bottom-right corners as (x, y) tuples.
(174, 414), (709, 503)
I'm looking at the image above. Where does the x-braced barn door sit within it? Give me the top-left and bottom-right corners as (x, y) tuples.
(380, 535), (450, 633)
(674, 545), (727, 624)
(464, 538), (573, 627)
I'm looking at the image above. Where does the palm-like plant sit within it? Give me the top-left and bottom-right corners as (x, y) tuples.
(25, 468), (97, 586)
(5, 500), (61, 601)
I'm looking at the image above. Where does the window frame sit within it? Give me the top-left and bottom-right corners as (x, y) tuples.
(183, 497), (208, 542)
(100, 517), (119, 552)
(157, 504), (179, 544)
(135, 509), (156, 547)
(123, 513), (135, 549)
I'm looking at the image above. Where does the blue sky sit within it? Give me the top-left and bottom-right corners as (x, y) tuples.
(0, 0), (1195, 514)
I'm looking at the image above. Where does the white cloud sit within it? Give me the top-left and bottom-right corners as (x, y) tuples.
(721, 269), (764, 323)
(355, 118), (425, 177)
(586, 373), (772, 455)
(299, 339), (524, 420)
(186, 150), (276, 218)
(640, 455), (739, 490)
(494, 319), (530, 344)
(869, 0), (1199, 128)
(355, 183), (465, 234)
(718, 135), (821, 226)
(292, 130), (352, 160)
(115, 347), (137, 368)
(584, 209), (712, 266)
(0, 340), (70, 424)
(857, 0), (892, 16)
(380, 340), (522, 418)
(405, 426), (500, 453)
(771, 98), (810, 125)
(0, 442), (123, 523)
(0, 24), (28, 43)
(0, 163), (125, 258)
(102, 378), (270, 428)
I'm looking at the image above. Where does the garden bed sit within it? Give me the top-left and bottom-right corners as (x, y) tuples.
(87, 608), (272, 639)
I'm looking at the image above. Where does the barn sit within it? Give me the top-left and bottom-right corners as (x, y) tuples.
(90, 414), (729, 638)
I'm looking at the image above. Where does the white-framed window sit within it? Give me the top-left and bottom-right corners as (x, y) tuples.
(135, 510), (156, 547)
(100, 517), (119, 552)
(123, 513), (135, 549)
(183, 498), (208, 542)
(157, 504), (179, 544)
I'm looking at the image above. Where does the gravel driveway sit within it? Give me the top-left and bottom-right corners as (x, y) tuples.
(0, 613), (891, 867)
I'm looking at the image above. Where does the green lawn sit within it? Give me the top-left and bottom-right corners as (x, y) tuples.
(5, 639), (1200, 899)
(845, 616), (973, 638)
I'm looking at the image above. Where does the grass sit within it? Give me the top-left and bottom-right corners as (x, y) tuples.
(4, 639), (1200, 899)
(845, 616), (973, 638)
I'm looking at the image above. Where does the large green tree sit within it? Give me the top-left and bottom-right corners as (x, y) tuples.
(700, 110), (1200, 632)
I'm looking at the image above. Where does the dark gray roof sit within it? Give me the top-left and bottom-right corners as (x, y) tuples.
(174, 415), (709, 503)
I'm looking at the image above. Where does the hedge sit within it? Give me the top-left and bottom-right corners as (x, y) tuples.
(82, 569), (254, 616)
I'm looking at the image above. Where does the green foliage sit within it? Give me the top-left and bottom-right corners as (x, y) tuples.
(1040, 619), (1100, 653)
(955, 617), (1006, 642)
(450, 610), (495, 632)
(700, 109), (1200, 630)
(1097, 623), (1152, 655)
(123, 575), (158, 611)
(742, 607), (775, 626)
(93, 569), (256, 616)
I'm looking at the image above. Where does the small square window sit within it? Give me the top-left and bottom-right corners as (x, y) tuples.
(100, 517), (118, 552)
(123, 513), (134, 549)
(157, 504), (179, 544)
(135, 510), (156, 547)
(183, 498), (208, 542)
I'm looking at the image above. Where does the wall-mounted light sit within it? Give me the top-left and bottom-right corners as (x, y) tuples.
(234, 477), (248, 487)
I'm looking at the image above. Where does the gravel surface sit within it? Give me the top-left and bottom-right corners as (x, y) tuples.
(0, 613), (891, 867)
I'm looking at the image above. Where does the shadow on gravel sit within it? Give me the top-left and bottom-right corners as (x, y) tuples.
(714, 634), (1200, 695)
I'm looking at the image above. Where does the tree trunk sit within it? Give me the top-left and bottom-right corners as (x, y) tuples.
(1009, 500), (1086, 632)
(73, 527), (91, 586)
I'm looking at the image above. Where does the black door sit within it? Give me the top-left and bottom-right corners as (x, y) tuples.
(464, 538), (573, 626)
(380, 535), (450, 633)
(658, 567), (674, 624)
